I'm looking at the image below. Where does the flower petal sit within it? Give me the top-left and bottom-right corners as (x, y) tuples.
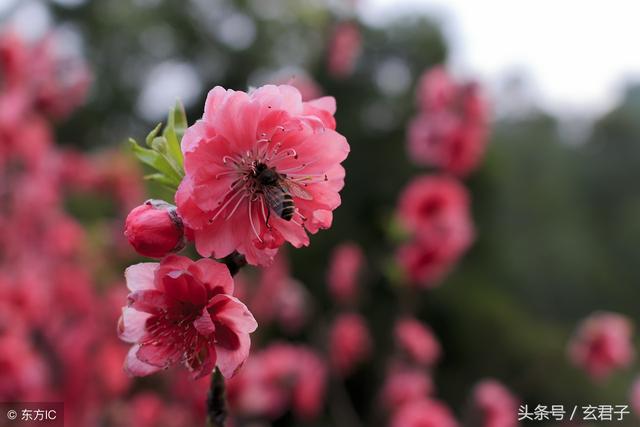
(193, 309), (216, 337)
(125, 262), (158, 292)
(118, 307), (151, 343)
(124, 345), (162, 377)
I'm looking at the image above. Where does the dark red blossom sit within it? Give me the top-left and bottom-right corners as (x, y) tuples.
(119, 255), (257, 379)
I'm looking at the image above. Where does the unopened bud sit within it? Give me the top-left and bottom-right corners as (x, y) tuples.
(124, 199), (185, 258)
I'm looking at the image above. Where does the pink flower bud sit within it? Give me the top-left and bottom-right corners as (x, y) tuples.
(124, 200), (185, 258)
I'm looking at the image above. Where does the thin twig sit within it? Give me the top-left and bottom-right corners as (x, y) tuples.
(206, 369), (227, 427)
(205, 251), (247, 427)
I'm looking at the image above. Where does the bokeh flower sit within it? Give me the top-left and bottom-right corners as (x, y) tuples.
(381, 365), (433, 411)
(329, 312), (372, 376)
(471, 379), (519, 427)
(176, 85), (349, 266)
(119, 255), (257, 379)
(327, 242), (365, 305)
(227, 343), (327, 421)
(568, 311), (634, 380)
(395, 317), (441, 367)
(390, 398), (458, 427)
(327, 22), (362, 78)
(396, 175), (474, 287)
(408, 66), (488, 176)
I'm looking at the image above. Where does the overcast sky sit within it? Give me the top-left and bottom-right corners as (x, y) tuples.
(360, 0), (640, 118)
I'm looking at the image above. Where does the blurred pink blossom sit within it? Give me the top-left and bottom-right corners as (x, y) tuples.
(330, 312), (372, 376)
(408, 66), (488, 176)
(396, 175), (474, 287)
(395, 317), (441, 367)
(472, 379), (520, 427)
(227, 343), (327, 421)
(327, 241), (365, 305)
(327, 22), (362, 78)
(249, 252), (310, 333)
(568, 311), (634, 380)
(390, 398), (458, 427)
(381, 365), (433, 412)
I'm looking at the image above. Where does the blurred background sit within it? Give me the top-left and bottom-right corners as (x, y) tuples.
(2, 0), (640, 426)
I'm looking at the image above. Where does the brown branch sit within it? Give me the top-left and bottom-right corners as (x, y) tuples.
(206, 251), (247, 427)
(206, 368), (227, 427)
(221, 251), (247, 277)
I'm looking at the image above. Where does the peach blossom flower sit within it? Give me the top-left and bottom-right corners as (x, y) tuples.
(176, 85), (349, 266)
(119, 255), (257, 378)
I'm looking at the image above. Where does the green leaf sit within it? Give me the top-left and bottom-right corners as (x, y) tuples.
(129, 138), (182, 187)
(144, 173), (180, 191)
(164, 101), (186, 169)
(145, 122), (163, 147)
(150, 136), (169, 154)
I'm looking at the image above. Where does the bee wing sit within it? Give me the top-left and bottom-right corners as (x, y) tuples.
(284, 181), (313, 200)
(261, 185), (285, 213)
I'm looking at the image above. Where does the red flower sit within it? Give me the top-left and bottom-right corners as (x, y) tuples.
(327, 22), (362, 78)
(472, 379), (519, 427)
(249, 252), (310, 333)
(124, 200), (186, 258)
(396, 175), (474, 287)
(227, 343), (327, 421)
(408, 66), (488, 176)
(118, 255), (257, 379)
(327, 242), (365, 305)
(381, 365), (433, 412)
(329, 312), (372, 376)
(176, 85), (349, 266)
(568, 311), (634, 380)
(397, 175), (473, 248)
(395, 317), (441, 367)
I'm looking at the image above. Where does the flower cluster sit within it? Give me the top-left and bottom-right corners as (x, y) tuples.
(0, 30), (187, 427)
(407, 66), (488, 176)
(396, 175), (474, 287)
(227, 343), (327, 421)
(119, 83), (350, 386)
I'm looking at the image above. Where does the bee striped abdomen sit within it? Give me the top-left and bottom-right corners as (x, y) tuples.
(278, 193), (295, 221)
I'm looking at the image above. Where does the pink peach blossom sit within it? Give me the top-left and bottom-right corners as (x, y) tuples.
(396, 240), (459, 287)
(395, 317), (441, 367)
(176, 85), (349, 266)
(408, 67), (488, 176)
(330, 312), (372, 376)
(227, 343), (327, 421)
(416, 66), (458, 112)
(396, 175), (474, 287)
(118, 255), (257, 379)
(327, 22), (362, 78)
(327, 242), (365, 305)
(568, 311), (634, 380)
(391, 398), (458, 427)
(397, 174), (473, 250)
(381, 365), (433, 412)
(250, 252), (310, 333)
(472, 379), (519, 427)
